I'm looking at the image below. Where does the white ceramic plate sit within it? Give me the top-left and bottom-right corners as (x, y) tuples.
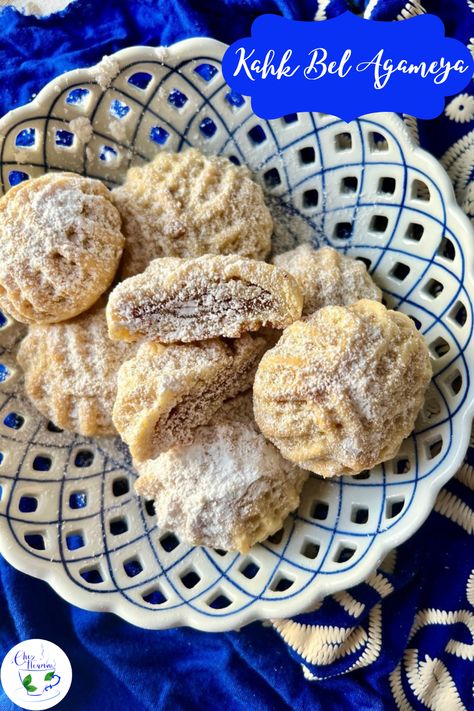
(0, 39), (473, 631)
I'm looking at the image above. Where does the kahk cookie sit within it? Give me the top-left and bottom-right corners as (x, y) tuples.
(273, 244), (382, 315)
(113, 334), (268, 461)
(0, 172), (124, 323)
(253, 300), (432, 477)
(17, 306), (136, 436)
(134, 394), (308, 553)
(113, 148), (273, 277)
(106, 254), (303, 343)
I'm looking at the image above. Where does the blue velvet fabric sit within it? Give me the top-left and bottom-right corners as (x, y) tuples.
(0, 2), (474, 709)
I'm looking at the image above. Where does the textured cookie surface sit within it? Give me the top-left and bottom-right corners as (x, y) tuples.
(134, 394), (308, 553)
(113, 334), (268, 461)
(0, 172), (124, 323)
(17, 306), (136, 436)
(107, 254), (303, 343)
(273, 244), (382, 315)
(253, 300), (432, 477)
(112, 148), (273, 277)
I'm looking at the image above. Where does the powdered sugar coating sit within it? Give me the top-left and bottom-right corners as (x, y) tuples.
(253, 300), (432, 477)
(134, 394), (308, 553)
(113, 334), (268, 461)
(273, 245), (382, 315)
(17, 305), (137, 436)
(112, 148), (273, 278)
(107, 254), (303, 343)
(0, 172), (124, 324)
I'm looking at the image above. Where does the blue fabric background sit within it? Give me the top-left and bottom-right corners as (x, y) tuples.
(0, 2), (474, 710)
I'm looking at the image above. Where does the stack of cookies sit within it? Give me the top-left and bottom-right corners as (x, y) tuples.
(0, 148), (432, 553)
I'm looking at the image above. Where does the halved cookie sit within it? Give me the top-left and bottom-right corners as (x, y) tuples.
(113, 334), (268, 461)
(107, 254), (303, 343)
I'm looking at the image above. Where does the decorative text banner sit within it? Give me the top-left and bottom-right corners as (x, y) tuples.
(221, 13), (474, 122)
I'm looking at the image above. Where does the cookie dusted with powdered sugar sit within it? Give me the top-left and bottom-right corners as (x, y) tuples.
(113, 334), (268, 461)
(112, 148), (273, 278)
(273, 244), (382, 316)
(106, 254), (303, 343)
(0, 172), (124, 324)
(254, 300), (432, 477)
(134, 394), (308, 553)
(17, 306), (137, 436)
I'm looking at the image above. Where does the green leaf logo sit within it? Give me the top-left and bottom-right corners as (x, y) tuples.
(44, 671), (55, 681)
(21, 674), (40, 693)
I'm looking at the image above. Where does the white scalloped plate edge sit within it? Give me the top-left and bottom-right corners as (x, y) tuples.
(0, 38), (472, 631)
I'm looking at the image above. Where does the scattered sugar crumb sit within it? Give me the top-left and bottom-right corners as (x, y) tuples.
(86, 146), (95, 163)
(12, 147), (30, 164)
(155, 46), (169, 63)
(94, 55), (120, 90)
(69, 116), (93, 144)
(108, 119), (127, 143)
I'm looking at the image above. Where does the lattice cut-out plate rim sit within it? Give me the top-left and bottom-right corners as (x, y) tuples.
(0, 37), (473, 631)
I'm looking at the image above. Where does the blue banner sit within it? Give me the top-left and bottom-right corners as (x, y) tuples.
(222, 13), (474, 122)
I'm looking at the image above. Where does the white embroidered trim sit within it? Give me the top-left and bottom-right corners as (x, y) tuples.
(380, 549), (398, 575)
(333, 590), (365, 618)
(467, 569), (474, 607)
(344, 604), (383, 673)
(441, 129), (474, 202)
(404, 650), (467, 711)
(403, 115), (420, 145)
(364, 0), (381, 19)
(445, 94), (474, 124)
(273, 603), (383, 669)
(456, 463), (474, 491)
(299, 606), (384, 680)
(314, 0), (331, 21)
(434, 489), (474, 534)
(367, 571), (394, 598)
(397, 1), (426, 20)
(409, 609), (474, 661)
(390, 660), (416, 711)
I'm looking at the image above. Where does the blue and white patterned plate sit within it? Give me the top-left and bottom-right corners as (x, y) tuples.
(0, 39), (473, 631)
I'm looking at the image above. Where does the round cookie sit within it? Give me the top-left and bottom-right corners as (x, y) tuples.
(253, 300), (432, 477)
(107, 254), (303, 343)
(273, 244), (382, 315)
(112, 148), (273, 277)
(113, 334), (268, 461)
(0, 172), (124, 324)
(134, 394), (308, 553)
(17, 305), (136, 436)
